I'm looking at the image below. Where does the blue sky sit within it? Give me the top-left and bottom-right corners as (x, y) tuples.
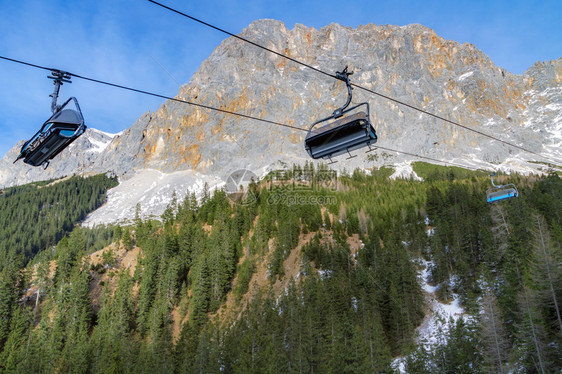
(0, 0), (560, 158)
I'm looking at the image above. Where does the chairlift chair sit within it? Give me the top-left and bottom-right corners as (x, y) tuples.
(486, 172), (518, 203)
(14, 70), (86, 169)
(304, 67), (377, 160)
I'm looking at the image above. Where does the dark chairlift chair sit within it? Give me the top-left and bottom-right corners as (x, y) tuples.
(14, 70), (86, 169)
(304, 67), (377, 163)
(486, 172), (519, 203)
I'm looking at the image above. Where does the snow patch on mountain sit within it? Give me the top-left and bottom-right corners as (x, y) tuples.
(93, 129), (123, 138)
(88, 138), (111, 153)
(389, 161), (423, 181)
(83, 128), (118, 153)
(457, 71), (474, 81)
(82, 168), (223, 227)
(81, 162), (287, 227)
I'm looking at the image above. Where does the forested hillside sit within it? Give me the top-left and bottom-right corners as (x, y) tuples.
(0, 174), (118, 265)
(0, 164), (560, 373)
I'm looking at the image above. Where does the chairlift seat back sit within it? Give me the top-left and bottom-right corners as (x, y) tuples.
(486, 186), (518, 203)
(305, 111), (377, 159)
(15, 97), (86, 167)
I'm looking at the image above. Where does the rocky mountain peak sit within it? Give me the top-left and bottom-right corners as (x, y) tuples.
(525, 57), (562, 90)
(1, 20), (560, 189)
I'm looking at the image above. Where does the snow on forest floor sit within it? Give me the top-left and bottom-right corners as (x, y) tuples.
(392, 258), (467, 373)
(415, 259), (466, 342)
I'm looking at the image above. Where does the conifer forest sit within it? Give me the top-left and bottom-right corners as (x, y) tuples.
(0, 165), (560, 373)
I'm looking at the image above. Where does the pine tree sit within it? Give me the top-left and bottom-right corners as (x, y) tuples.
(531, 215), (562, 333)
(0, 259), (22, 351)
(480, 289), (509, 373)
(0, 305), (33, 372)
(515, 262), (547, 374)
(122, 226), (133, 250)
(432, 317), (482, 373)
(175, 321), (202, 372)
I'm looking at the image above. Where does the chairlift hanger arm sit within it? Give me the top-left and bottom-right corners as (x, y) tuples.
(490, 172), (498, 187)
(490, 172), (506, 188)
(333, 66), (353, 118)
(306, 67), (363, 136)
(48, 70), (72, 114)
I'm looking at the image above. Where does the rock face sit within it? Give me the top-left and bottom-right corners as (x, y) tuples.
(1, 21), (561, 188)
